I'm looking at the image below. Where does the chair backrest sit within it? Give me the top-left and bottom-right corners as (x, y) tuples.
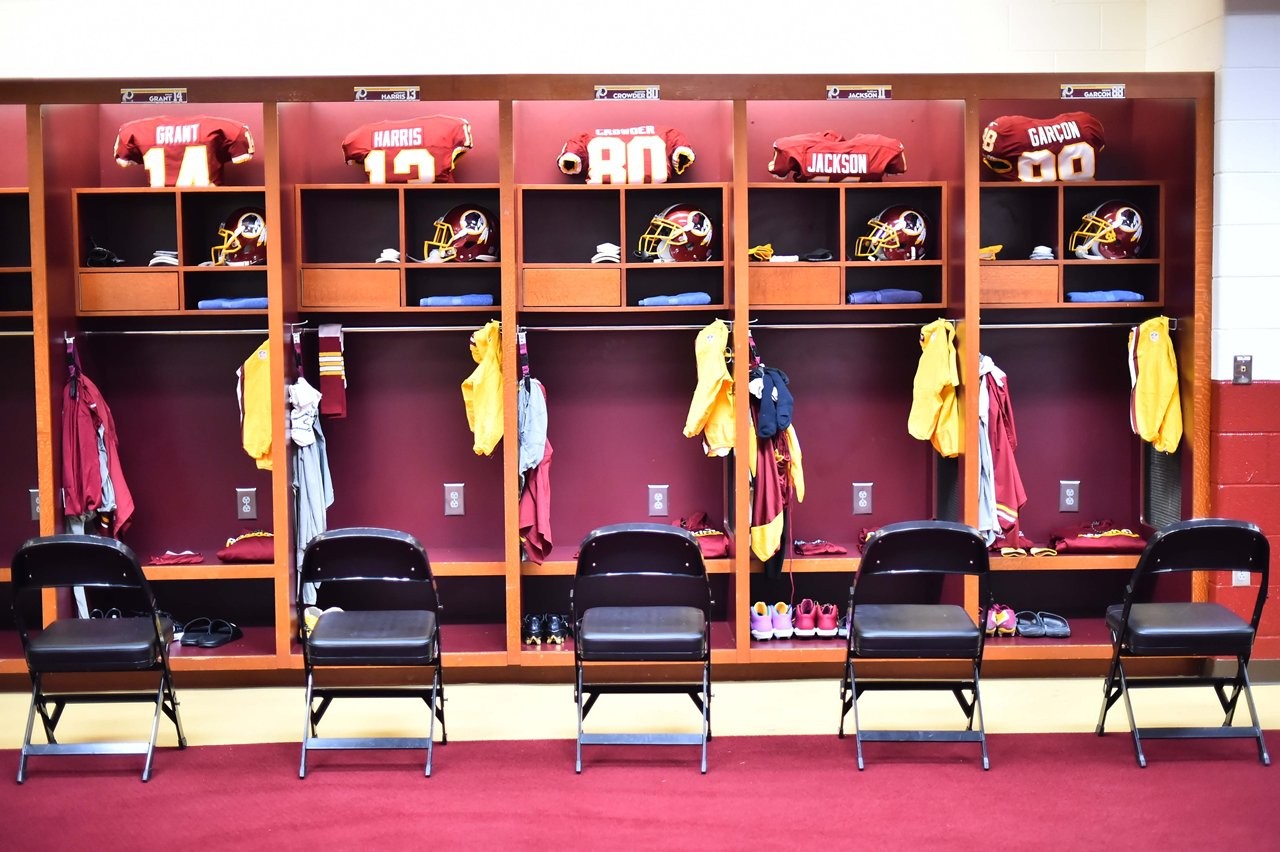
(1129, 517), (1269, 623)
(300, 527), (438, 611)
(11, 534), (147, 595)
(852, 520), (990, 603)
(857, 520), (991, 580)
(10, 534), (154, 633)
(573, 522), (711, 613)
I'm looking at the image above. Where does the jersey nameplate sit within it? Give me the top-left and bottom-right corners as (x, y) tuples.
(354, 86), (420, 102)
(826, 85), (892, 101)
(594, 85), (660, 101)
(1060, 83), (1126, 100)
(120, 87), (188, 104)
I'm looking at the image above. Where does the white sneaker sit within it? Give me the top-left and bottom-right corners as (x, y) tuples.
(770, 602), (794, 639)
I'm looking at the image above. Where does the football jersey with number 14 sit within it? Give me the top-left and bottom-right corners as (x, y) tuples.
(114, 114), (255, 187)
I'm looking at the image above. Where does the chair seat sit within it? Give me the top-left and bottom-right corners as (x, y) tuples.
(1106, 602), (1255, 656)
(579, 606), (706, 661)
(308, 610), (437, 666)
(852, 604), (980, 657)
(26, 617), (166, 672)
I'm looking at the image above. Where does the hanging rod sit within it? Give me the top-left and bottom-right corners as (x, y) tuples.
(518, 323), (728, 332)
(78, 328), (268, 336)
(302, 325), (480, 334)
(980, 318), (1177, 331)
(749, 320), (958, 331)
(0, 330), (34, 337)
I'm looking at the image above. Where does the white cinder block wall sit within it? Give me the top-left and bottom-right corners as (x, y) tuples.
(0, 0), (1273, 377)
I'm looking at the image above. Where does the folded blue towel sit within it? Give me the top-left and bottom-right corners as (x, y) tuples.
(197, 297), (268, 310)
(848, 289), (924, 305)
(1065, 290), (1145, 302)
(420, 294), (495, 307)
(637, 292), (712, 307)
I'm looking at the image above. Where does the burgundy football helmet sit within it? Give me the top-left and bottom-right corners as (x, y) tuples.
(211, 207), (267, 266)
(852, 206), (929, 261)
(1069, 200), (1144, 260)
(424, 204), (498, 262)
(636, 203), (716, 262)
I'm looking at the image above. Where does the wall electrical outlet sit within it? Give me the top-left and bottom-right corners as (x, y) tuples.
(852, 482), (873, 515)
(1232, 570), (1252, 587)
(444, 483), (465, 516)
(29, 488), (40, 521)
(1233, 355), (1253, 385)
(648, 484), (669, 517)
(236, 487), (257, 520)
(1059, 480), (1080, 513)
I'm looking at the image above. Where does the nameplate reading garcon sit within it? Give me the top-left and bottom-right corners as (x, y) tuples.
(1060, 83), (1126, 100)
(354, 86), (421, 102)
(120, 87), (188, 105)
(594, 85), (660, 101)
(826, 85), (892, 101)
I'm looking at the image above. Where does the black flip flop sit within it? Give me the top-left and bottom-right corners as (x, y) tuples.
(1015, 610), (1046, 638)
(1038, 611), (1072, 638)
(197, 619), (243, 648)
(179, 616), (213, 646)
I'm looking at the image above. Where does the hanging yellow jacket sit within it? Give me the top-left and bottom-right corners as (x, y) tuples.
(908, 318), (961, 458)
(237, 339), (273, 470)
(1129, 315), (1182, 453)
(683, 319), (735, 457)
(462, 320), (503, 456)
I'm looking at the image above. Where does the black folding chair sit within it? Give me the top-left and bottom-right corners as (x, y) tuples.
(838, 520), (992, 769)
(1097, 517), (1270, 767)
(299, 527), (446, 777)
(10, 534), (186, 783)
(572, 522), (713, 773)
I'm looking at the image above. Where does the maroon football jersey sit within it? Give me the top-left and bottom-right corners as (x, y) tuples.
(341, 115), (473, 184)
(981, 111), (1105, 182)
(768, 131), (907, 182)
(114, 115), (255, 187)
(557, 125), (694, 184)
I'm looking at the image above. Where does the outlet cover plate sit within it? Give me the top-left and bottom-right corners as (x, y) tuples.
(852, 482), (873, 515)
(1059, 480), (1081, 513)
(29, 488), (40, 521)
(1233, 355), (1253, 385)
(1233, 570), (1251, 587)
(444, 483), (465, 516)
(648, 484), (669, 517)
(236, 487), (257, 520)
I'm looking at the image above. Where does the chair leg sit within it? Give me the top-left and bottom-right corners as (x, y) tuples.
(17, 681), (40, 784)
(699, 664), (710, 775)
(971, 661), (990, 771)
(1111, 660), (1147, 768)
(848, 663), (866, 771)
(299, 670), (315, 779)
(1096, 639), (1124, 736)
(837, 661), (852, 739)
(575, 663), (585, 774)
(1235, 661), (1271, 766)
(425, 665), (444, 778)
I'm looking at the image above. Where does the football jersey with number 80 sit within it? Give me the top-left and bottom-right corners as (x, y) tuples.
(558, 125), (694, 184)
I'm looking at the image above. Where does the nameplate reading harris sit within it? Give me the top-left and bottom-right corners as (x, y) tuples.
(121, 87), (188, 104)
(354, 86), (420, 102)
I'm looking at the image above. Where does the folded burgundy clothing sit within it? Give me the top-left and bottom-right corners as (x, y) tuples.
(793, 539), (848, 555)
(148, 550), (204, 565)
(1051, 520), (1147, 554)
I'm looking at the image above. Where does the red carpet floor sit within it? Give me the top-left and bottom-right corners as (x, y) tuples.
(2, 732), (1278, 849)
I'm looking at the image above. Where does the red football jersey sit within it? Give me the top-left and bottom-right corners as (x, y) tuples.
(557, 125), (694, 184)
(341, 115), (473, 184)
(981, 112), (1106, 182)
(768, 131), (907, 182)
(114, 114), (255, 187)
